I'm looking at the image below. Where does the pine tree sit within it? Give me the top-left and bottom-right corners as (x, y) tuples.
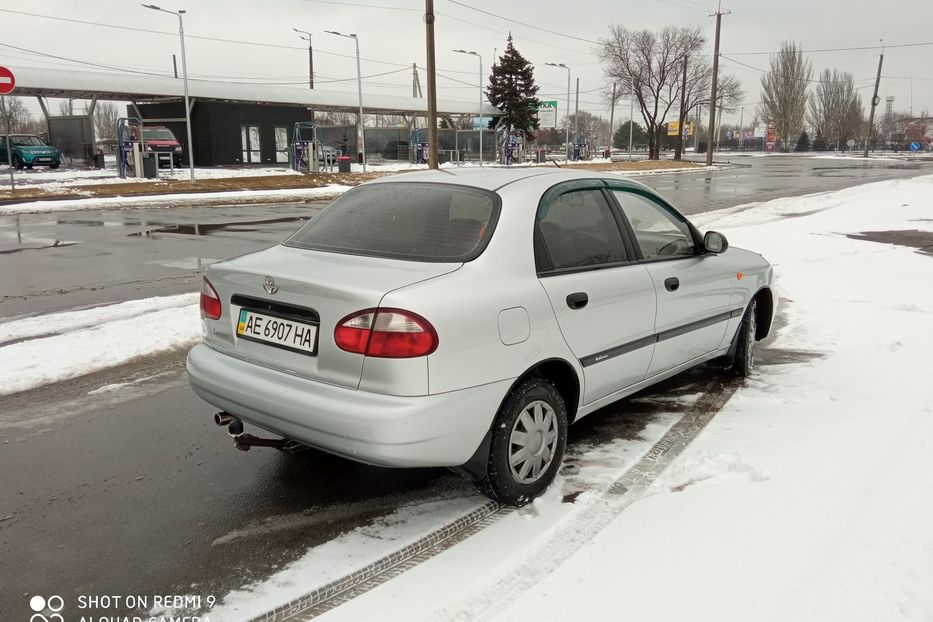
(795, 130), (811, 152)
(486, 34), (540, 138)
(613, 121), (647, 148)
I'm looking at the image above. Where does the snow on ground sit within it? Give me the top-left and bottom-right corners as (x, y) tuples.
(0, 184), (353, 216)
(213, 174), (933, 622)
(1, 165), (302, 189)
(0, 294), (199, 396)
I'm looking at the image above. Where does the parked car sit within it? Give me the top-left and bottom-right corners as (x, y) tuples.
(382, 140), (410, 160)
(318, 144), (339, 167)
(187, 168), (774, 505)
(0, 134), (62, 169)
(140, 125), (183, 166)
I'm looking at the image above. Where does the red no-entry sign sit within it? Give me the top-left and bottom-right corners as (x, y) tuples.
(0, 67), (15, 95)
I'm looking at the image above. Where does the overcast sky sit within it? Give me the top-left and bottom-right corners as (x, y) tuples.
(2, 0), (930, 127)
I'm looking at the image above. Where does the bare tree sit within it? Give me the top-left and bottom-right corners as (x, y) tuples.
(2, 96), (32, 133)
(94, 101), (119, 141)
(315, 111), (356, 126)
(600, 26), (705, 159)
(560, 111), (610, 147)
(808, 69), (864, 150)
(57, 99), (75, 116)
(760, 41), (811, 150)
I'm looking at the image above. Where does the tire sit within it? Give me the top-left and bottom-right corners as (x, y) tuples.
(732, 299), (758, 377)
(49, 161), (60, 169)
(477, 377), (568, 506)
(11, 154), (23, 170)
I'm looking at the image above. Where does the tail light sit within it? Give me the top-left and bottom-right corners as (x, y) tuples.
(334, 308), (438, 358)
(200, 277), (222, 320)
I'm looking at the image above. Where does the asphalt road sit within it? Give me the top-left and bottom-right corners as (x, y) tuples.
(0, 155), (928, 618)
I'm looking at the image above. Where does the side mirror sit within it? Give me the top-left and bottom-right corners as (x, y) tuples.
(703, 231), (729, 254)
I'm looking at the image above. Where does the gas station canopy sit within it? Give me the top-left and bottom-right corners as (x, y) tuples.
(6, 65), (501, 117)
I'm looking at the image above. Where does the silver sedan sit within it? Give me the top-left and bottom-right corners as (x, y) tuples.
(188, 168), (774, 505)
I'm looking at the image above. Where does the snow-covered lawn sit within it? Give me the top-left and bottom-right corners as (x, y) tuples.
(208, 175), (932, 621)
(0, 184), (353, 216)
(0, 293), (200, 396)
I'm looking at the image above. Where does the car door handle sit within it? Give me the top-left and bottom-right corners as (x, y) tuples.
(664, 277), (680, 292)
(566, 292), (589, 310)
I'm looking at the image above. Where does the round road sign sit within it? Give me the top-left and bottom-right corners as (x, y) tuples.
(910, 141), (922, 152)
(0, 66), (14, 95)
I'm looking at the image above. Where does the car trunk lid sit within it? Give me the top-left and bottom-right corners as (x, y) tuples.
(204, 244), (460, 388)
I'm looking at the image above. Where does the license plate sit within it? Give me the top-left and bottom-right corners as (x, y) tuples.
(236, 308), (317, 355)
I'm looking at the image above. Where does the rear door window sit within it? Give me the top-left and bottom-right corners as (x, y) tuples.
(285, 182), (499, 262)
(535, 188), (630, 272)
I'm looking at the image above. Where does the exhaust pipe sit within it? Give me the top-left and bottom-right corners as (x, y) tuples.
(227, 418), (244, 437)
(214, 412), (234, 427)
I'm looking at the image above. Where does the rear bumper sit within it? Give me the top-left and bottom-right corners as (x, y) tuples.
(187, 343), (510, 468)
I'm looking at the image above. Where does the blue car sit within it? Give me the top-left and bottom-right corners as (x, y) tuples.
(0, 134), (62, 169)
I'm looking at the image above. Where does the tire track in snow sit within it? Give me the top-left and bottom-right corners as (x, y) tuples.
(434, 378), (740, 622)
(246, 377), (739, 622)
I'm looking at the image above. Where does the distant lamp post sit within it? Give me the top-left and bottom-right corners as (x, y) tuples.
(546, 62), (571, 160)
(141, 4), (195, 183)
(325, 30), (366, 173)
(453, 49), (483, 166)
(292, 28), (314, 90)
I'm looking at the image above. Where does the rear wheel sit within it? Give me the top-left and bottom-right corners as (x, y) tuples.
(49, 161), (60, 169)
(733, 299), (758, 377)
(11, 154), (23, 170)
(477, 378), (568, 506)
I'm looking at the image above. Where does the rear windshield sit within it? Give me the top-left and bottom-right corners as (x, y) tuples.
(142, 128), (176, 140)
(285, 182), (500, 262)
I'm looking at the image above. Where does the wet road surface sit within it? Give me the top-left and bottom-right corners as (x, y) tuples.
(0, 155), (924, 617)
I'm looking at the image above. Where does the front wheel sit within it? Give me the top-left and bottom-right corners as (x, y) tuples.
(732, 299), (758, 377)
(11, 154), (23, 170)
(477, 378), (568, 506)
(50, 161), (61, 169)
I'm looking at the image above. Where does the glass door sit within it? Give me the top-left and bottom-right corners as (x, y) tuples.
(241, 125), (260, 163)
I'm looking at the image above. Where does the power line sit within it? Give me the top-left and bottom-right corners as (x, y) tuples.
(445, 0), (600, 45)
(436, 11), (594, 56)
(0, 8), (412, 69)
(303, 0), (420, 10)
(724, 41), (933, 56)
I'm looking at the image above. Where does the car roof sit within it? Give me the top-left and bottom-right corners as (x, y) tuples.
(366, 166), (650, 193)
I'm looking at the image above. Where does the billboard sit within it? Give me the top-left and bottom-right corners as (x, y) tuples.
(535, 100), (558, 129)
(667, 120), (694, 137)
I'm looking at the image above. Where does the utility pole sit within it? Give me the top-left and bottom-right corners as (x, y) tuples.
(172, 54), (178, 78)
(608, 82), (617, 152)
(573, 77), (580, 148)
(675, 55), (688, 160)
(706, 0), (729, 166)
(425, 0), (439, 169)
(864, 40), (884, 157)
(628, 83), (634, 161)
(738, 106), (744, 151)
(412, 63), (423, 98)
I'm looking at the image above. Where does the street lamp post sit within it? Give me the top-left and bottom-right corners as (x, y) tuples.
(546, 62), (570, 161)
(292, 28), (314, 89)
(325, 30), (366, 173)
(453, 49), (483, 166)
(141, 4), (195, 183)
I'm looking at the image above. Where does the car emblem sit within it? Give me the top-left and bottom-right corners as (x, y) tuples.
(263, 276), (278, 295)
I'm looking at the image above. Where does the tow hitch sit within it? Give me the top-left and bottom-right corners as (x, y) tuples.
(213, 411), (305, 453)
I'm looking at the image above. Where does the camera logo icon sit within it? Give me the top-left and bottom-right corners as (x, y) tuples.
(29, 595), (64, 622)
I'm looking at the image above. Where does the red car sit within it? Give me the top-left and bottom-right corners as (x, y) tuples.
(140, 125), (183, 166)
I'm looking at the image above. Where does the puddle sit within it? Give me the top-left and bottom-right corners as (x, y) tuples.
(847, 230), (933, 257)
(128, 216), (308, 237)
